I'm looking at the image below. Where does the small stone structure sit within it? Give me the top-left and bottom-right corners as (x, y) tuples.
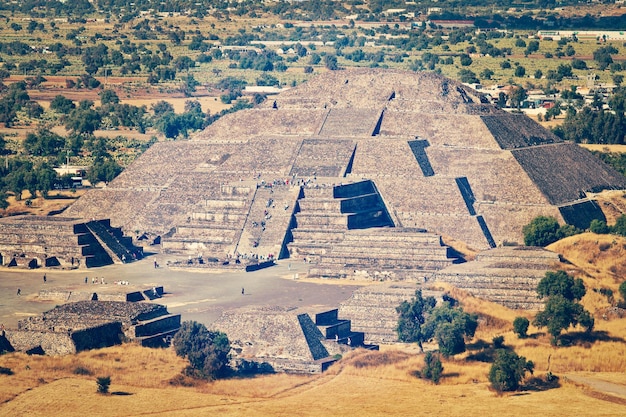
(213, 306), (377, 373)
(0, 216), (142, 269)
(2, 300), (180, 355)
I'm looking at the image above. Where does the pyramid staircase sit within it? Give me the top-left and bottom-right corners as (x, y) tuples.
(85, 220), (143, 264)
(235, 185), (301, 258)
(162, 185), (254, 256)
(288, 180), (460, 279)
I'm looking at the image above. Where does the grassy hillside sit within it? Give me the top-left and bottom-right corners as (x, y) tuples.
(1, 234), (626, 416)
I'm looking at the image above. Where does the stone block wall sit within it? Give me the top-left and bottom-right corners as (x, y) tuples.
(5, 330), (76, 355)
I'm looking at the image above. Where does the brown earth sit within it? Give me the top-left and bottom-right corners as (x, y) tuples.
(1, 234), (626, 415)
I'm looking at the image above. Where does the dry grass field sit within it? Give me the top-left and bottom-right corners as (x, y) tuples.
(1, 233), (626, 416)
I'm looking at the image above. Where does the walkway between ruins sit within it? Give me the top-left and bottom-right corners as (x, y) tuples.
(0, 257), (365, 329)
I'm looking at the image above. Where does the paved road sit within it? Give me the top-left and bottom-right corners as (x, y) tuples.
(0, 256), (362, 329)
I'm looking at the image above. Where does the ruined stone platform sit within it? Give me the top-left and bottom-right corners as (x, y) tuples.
(2, 300), (180, 355)
(338, 282), (444, 344)
(432, 247), (561, 310)
(213, 306), (376, 373)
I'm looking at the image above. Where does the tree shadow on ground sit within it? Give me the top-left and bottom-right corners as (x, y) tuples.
(465, 339), (490, 351)
(559, 330), (625, 347)
(520, 374), (561, 392)
(465, 339), (513, 363)
(111, 391), (133, 396)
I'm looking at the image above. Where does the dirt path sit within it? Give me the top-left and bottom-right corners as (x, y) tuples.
(565, 373), (626, 405)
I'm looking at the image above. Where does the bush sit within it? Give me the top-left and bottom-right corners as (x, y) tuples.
(590, 219), (610, 234)
(96, 376), (111, 394)
(523, 216), (559, 246)
(73, 366), (92, 375)
(172, 321), (231, 380)
(619, 281), (626, 305)
(492, 335), (505, 348)
(613, 215), (626, 236)
(425, 304), (478, 357)
(513, 317), (529, 338)
(420, 352), (443, 384)
(523, 216), (581, 247)
(489, 350), (534, 392)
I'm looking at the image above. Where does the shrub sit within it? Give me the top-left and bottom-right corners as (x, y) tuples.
(492, 335), (505, 348)
(73, 366), (92, 375)
(612, 215), (626, 236)
(489, 350), (534, 392)
(96, 376), (111, 394)
(523, 216), (559, 246)
(0, 367), (13, 375)
(513, 317), (529, 338)
(425, 304), (478, 357)
(619, 281), (626, 305)
(420, 352), (443, 384)
(172, 321), (231, 380)
(523, 216), (581, 247)
(590, 219), (610, 234)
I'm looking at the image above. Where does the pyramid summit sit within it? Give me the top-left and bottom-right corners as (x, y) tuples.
(2, 68), (625, 271)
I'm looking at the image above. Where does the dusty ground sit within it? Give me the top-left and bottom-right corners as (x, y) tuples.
(0, 257), (361, 329)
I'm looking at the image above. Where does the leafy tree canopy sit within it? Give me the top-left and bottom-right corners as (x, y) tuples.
(489, 349), (534, 392)
(537, 271), (586, 302)
(423, 303), (478, 357)
(172, 321), (231, 380)
(396, 290), (436, 351)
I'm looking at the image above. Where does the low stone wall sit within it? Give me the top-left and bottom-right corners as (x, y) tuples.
(5, 330), (76, 355)
(130, 314), (181, 338)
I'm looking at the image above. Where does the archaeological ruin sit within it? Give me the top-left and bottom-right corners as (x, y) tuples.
(1, 300), (180, 355)
(2, 69), (624, 363)
(0, 68), (622, 277)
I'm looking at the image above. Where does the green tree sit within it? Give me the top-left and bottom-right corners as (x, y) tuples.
(523, 216), (560, 246)
(458, 69), (479, 84)
(589, 219), (609, 234)
(65, 106), (101, 135)
(50, 95), (76, 114)
(537, 271), (586, 302)
(509, 86), (528, 111)
(23, 129), (65, 157)
(480, 68), (494, 80)
(423, 303), (478, 357)
(533, 271), (594, 344)
(533, 295), (594, 344)
(459, 54), (472, 66)
(513, 317), (529, 338)
(151, 100), (175, 117)
(324, 54), (338, 70)
(396, 290), (436, 351)
(99, 89), (120, 105)
(489, 350), (534, 392)
(613, 215), (626, 236)
(618, 281), (626, 306)
(514, 65), (526, 77)
(172, 321), (231, 380)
